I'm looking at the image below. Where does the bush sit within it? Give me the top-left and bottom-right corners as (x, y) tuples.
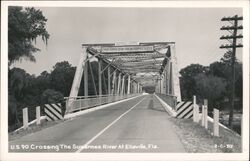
(41, 89), (64, 104)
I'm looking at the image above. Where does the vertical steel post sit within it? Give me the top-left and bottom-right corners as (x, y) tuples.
(127, 75), (131, 94)
(84, 57), (88, 97)
(135, 82), (137, 93)
(165, 62), (168, 94)
(169, 62), (173, 95)
(98, 59), (102, 96)
(114, 72), (117, 94)
(159, 74), (161, 94)
(166, 61), (170, 95)
(121, 74), (125, 95)
(161, 74), (164, 94)
(111, 70), (116, 94)
(108, 66), (111, 95)
(131, 81), (134, 94)
(133, 82), (136, 94)
(117, 73), (121, 94)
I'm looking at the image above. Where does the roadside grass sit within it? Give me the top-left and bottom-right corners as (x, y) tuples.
(9, 119), (62, 141)
(169, 118), (241, 153)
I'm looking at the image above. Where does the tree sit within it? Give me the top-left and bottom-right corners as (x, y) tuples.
(220, 52), (243, 101)
(9, 68), (32, 100)
(8, 68), (33, 129)
(41, 89), (64, 104)
(179, 64), (207, 100)
(209, 54), (243, 110)
(8, 94), (20, 131)
(8, 7), (49, 65)
(36, 71), (51, 93)
(234, 65), (242, 99)
(194, 73), (226, 110)
(209, 61), (231, 79)
(50, 61), (76, 96)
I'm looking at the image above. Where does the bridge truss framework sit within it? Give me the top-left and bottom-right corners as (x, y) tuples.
(67, 42), (181, 112)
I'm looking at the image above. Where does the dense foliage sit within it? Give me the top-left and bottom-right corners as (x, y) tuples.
(8, 7), (49, 65)
(8, 60), (111, 131)
(180, 53), (242, 111)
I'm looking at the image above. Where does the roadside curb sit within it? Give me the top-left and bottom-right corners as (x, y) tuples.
(13, 116), (47, 133)
(154, 93), (177, 117)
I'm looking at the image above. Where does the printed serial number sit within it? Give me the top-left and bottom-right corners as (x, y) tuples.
(214, 144), (233, 149)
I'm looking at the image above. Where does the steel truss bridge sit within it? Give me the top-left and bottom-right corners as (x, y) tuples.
(66, 42), (181, 113)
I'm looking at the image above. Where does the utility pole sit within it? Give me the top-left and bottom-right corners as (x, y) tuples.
(220, 15), (243, 129)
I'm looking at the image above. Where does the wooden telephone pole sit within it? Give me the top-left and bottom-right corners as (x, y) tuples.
(220, 15), (243, 129)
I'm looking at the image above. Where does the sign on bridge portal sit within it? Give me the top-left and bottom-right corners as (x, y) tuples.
(101, 45), (154, 53)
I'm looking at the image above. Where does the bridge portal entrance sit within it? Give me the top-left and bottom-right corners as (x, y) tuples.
(67, 42), (181, 113)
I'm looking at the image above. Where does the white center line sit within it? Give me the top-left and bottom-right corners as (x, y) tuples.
(75, 96), (147, 153)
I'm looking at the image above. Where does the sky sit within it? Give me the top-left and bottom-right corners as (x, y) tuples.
(12, 7), (242, 76)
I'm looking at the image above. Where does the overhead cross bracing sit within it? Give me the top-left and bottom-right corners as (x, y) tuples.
(85, 42), (173, 86)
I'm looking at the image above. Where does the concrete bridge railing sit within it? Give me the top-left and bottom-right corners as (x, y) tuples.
(65, 94), (140, 113)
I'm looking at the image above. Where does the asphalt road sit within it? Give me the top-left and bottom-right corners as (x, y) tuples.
(9, 94), (185, 153)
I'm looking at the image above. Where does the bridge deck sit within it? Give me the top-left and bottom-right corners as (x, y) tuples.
(9, 95), (185, 153)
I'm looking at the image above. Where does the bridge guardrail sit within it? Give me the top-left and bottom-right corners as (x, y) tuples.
(65, 94), (140, 113)
(13, 94), (140, 132)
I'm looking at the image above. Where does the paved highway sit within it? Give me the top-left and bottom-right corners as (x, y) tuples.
(9, 94), (185, 153)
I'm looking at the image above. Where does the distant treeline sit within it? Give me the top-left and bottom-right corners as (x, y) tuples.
(179, 52), (242, 112)
(8, 61), (113, 131)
